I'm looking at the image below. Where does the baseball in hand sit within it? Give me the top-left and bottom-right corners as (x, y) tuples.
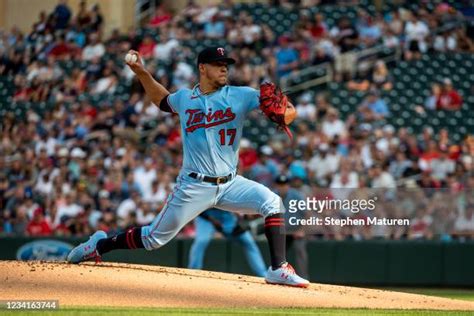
(125, 53), (138, 64)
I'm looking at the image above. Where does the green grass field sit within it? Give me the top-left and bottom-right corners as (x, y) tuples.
(2, 289), (473, 315)
(2, 307), (474, 316)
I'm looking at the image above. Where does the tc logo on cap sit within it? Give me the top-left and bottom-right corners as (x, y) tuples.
(217, 48), (225, 56)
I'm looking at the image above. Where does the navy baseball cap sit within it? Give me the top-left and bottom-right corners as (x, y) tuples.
(275, 175), (290, 184)
(197, 47), (235, 66)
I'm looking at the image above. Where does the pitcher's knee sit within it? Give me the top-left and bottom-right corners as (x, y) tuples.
(142, 234), (166, 251)
(141, 225), (173, 251)
(261, 193), (285, 217)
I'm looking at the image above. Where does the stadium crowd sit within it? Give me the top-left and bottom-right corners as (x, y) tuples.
(0, 0), (473, 240)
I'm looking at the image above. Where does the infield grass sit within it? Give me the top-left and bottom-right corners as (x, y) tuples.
(2, 307), (474, 315)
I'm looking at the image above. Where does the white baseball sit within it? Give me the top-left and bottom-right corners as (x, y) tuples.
(125, 53), (138, 64)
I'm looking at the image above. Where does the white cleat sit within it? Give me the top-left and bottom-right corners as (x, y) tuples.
(265, 262), (310, 288)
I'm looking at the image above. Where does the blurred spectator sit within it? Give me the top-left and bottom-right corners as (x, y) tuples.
(53, 0), (72, 30)
(135, 97), (160, 125)
(136, 201), (156, 226)
(241, 15), (261, 47)
(430, 149), (455, 181)
(133, 158), (157, 198)
(76, 0), (91, 30)
(369, 163), (396, 188)
(204, 14), (225, 38)
(239, 139), (258, 173)
(437, 129), (452, 152)
(153, 32), (179, 62)
(138, 35), (156, 59)
(12, 209), (29, 235)
(82, 32), (105, 61)
(171, 60), (194, 89)
(389, 151), (412, 179)
(433, 29), (457, 52)
(48, 34), (76, 59)
(66, 23), (87, 48)
(145, 179), (167, 204)
(357, 91), (390, 122)
(348, 60), (393, 91)
(437, 78), (462, 110)
(417, 170), (441, 189)
(409, 208), (433, 239)
(330, 162), (359, 199)
(456, 27), (474, 52)
(383, 29), (400, 49)
(54, 192), (83, 227)
(89, 4), (104, 33)
(227, 20), (244, 47)
(404, 12), (429, 60)
(117, 189), (141, 224)
(453, 204), (474, 239)
(295, 93), (316, 121)
(309, 13), (327, 40)
(359, 15), (382, 47)
(418, 83), (442, 112)
(419, 140), (440, 172)
(32, 11), (49, 35)
(317, 34), (339, 59)
(91, 67), (118, 95)
(249, 146), (280, 187)
(5, 185), (27, 214)
(375, 125), (397, 155)
(312, 46), (333, 66)
(26, 208), (52, 236)
(308, 143), (340, 186)
(182, 0), (201, 22)
(386, 10), (403, 36)
(149, 5), (172, 28)
(321, 108), (346, 140)
(333, 17), (359, 81)
(275, 36), (298, 79)
(314, 93), (331, 121)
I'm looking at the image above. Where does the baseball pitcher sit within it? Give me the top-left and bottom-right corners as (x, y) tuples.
(67, 47), (308, 287)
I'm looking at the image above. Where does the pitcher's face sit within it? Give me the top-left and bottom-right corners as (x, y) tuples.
(200, 61), (229, 87)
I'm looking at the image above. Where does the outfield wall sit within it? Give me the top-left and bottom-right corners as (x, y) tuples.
(1, 237), (473, 286)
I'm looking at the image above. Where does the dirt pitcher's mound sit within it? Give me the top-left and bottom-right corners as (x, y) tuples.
(1, 261), (473, 310)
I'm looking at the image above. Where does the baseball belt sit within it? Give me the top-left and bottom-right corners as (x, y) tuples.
(188, 172), (233, 185)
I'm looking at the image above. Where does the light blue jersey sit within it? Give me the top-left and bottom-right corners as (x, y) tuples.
(167, 84), (260, 177)
(141, 84), (282, 252)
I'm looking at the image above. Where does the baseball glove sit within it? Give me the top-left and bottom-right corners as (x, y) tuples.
(259, 82), (294, 139)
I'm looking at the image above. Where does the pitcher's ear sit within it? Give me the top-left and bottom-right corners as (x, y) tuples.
(198, 63), (206, 73)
